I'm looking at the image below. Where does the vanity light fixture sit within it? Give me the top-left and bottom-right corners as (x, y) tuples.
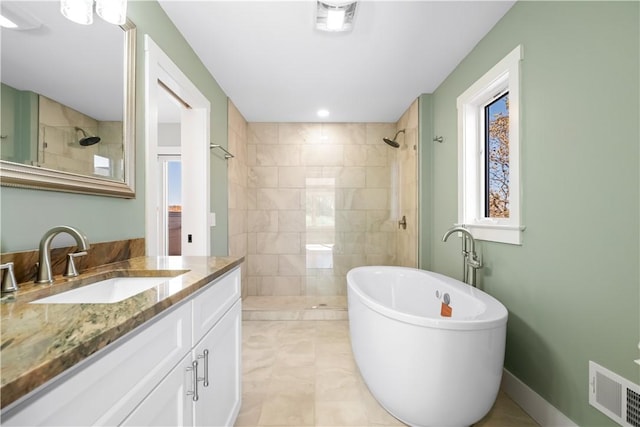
(315, 1), (357, 33)
(61, 0), (127, 26)
(95, 0), (127, 25)
(60, 0), (93, 25)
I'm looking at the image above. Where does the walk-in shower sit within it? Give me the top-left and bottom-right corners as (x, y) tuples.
(383, 129), (405, 148)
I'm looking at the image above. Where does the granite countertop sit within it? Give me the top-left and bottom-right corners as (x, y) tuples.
(0, 255), (243, 409)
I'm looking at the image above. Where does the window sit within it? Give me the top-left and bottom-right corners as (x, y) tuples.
(485, 91), (509, 219)
(93, 155), (110, 177)
(457, 45), (522, 244)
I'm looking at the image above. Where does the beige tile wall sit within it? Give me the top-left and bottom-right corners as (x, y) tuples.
(396, 99), (419, 268)
(38, 95), (123, 179)
(228, 101), (249, 298)
(245, 122), (399, 297)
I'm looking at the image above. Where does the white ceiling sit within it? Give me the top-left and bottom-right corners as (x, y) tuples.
(158, 0), (516, 123)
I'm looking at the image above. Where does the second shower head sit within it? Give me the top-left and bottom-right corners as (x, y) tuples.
(383, 129), (405, 148)
(75, 127), (101, 146)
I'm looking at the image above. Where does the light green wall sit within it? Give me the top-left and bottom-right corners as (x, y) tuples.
(0, 0), (230, 255)
(422, 2), (639, 425)
(0, 83), (38, 164)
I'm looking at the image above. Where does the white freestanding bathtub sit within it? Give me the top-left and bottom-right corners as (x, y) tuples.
(347, 266), (508, 427)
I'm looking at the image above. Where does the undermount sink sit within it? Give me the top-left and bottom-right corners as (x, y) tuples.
(31, 277), (175, 304)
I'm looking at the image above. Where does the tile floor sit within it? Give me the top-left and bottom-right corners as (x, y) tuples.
(236, 319), (539, 427)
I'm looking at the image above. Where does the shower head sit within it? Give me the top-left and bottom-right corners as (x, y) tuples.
(383, 129), (405, 148)
(383, 137), (400, 148)
(75, 127), (101, 146)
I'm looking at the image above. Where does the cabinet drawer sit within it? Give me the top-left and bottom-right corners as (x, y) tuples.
(192, 267), (240, 345)
(2, 302), (192, 427)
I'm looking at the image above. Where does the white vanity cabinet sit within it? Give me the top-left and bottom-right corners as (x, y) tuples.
(122, 300), (241, 427)
(2, 266), (241, 427)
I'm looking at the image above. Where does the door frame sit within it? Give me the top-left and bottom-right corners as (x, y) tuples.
(144, 35), (211, 256)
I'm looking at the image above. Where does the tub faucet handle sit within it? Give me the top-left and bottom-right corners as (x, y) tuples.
(1, 262), (18, 293)
(466, 253), (482, 269)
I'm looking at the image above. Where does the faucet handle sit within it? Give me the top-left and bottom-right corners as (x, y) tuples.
(1, 262), (18, 293)
(64, 251), (87, 277)
(466, 254), (482, 269)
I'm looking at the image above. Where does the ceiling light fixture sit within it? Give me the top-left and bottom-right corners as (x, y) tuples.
(316, 1), (357, 33)
(317, 109), (330, 118)
(60, 0), (127, 26)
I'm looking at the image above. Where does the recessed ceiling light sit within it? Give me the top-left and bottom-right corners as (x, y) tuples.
(315, 1), (357, 33)
(317, 109), (330, 118)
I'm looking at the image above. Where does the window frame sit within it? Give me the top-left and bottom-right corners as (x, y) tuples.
(456, 45), (523, 245)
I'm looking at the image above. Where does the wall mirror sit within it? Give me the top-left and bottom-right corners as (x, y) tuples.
(0, 1), (136, 198)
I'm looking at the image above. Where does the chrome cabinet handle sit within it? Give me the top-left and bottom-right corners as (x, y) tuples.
(186, 360), (199, 401)
(198, 349), (209, 387)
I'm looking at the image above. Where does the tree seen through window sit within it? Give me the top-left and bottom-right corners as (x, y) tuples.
(485, 92), (509, 218)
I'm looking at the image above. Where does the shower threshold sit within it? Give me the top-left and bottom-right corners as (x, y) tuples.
(242, 296), (348, 321)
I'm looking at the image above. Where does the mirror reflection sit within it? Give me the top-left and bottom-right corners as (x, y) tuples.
(0, 1), (135, 196)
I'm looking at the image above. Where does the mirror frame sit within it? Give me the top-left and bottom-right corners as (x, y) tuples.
(0, 20), (136, 198)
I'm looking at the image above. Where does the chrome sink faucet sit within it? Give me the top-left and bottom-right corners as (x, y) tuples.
(442, 226), (482, 287)
(36, 226), (90, 284)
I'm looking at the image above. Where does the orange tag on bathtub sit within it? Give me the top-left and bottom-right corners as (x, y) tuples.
(441, 303), (452, 317)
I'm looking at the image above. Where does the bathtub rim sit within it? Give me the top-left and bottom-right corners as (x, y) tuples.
(347, 266), (508, 331)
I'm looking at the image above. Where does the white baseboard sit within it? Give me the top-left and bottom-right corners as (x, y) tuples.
(502, 369), (578, 427)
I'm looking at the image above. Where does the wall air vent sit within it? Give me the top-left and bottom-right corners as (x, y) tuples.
(589, 361), (640, 427)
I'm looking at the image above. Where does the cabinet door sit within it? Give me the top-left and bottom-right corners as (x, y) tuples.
(120, 352), (194, 427)
(193, 300), (242, 427)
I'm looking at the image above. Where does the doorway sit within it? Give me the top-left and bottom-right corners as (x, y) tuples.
(158, 156), (182, 255)
(144, 36), (211, 256)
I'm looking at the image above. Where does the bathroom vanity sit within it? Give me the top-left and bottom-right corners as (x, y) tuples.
(0, 256), (243, 426)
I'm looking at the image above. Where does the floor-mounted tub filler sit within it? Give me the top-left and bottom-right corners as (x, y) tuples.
(347, 266), (508, 427)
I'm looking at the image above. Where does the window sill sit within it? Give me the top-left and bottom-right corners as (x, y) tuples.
(459, 223), (524, 245)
